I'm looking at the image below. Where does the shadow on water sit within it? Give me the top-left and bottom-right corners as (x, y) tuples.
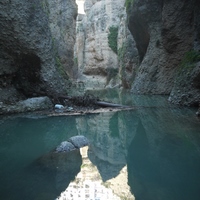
(8, 150), (82, 200)
(127, 116), (200, 200)
(0, 116), (81, 200)
(25, 150), (82, 200)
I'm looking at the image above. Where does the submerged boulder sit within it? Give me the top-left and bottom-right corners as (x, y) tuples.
(31, 135), (89, 171)
(30, 135), (89, 193)
(29, 149), (82, 199)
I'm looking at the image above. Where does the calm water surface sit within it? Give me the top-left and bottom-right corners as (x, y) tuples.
(0, 90), (200, 200)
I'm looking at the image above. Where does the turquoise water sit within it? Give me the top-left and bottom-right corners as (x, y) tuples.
(0, 91), (200, 200)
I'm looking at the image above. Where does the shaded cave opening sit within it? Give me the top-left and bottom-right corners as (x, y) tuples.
(13, 53), (43, 98)
(128, 13), (150, 63)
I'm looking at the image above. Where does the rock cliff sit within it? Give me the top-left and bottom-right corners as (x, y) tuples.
(75, 0), (138, 90)
(1, 0), (199, 109)
(127, 0), (200, 105)
(76, 0), (200, 106)
(0, 0), (77, 106)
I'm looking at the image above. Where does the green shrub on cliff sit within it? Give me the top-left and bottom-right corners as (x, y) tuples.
(178, 50), (200, 74)
(74, 57), (78, 67)
(125, 0), (134, 10)
(41, 0), (50, 15)
(176, 50), (200, 82)
(108, 26), (118, 54)
(181, 50), (200, 67)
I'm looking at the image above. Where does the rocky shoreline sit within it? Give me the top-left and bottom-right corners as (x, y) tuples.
(0, 93), (199, 117)
(0, 96), (53, 115)
(0, 92), (135, 116)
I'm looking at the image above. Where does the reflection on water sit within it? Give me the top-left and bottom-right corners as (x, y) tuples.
(0, 91), (200, 200)
(127, 113), (200, 200)
(57, 146), (134, 200)
(0, 116), (80, 200)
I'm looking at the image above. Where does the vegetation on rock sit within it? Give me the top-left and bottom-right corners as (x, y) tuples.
(41, 0), (50, 15)
(118, 42), (132, 88)
(176, 50), (200, 83)
(74, 57), (78, 67)
(108, 26), (118, 54)
(181, 50), (200, 68)
(177, 50), (200, 75)
(125, 0), (134, 10)
(56, 56), (69, 79)
(52, 38), (69, 80)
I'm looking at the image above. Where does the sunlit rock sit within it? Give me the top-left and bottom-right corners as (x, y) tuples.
(56, 146), (135, 200)
(75, 0), (137, 90)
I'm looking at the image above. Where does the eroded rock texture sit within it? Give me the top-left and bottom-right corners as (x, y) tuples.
(75, 0), (138, 90)
(0, 0), (77, 105)
(127, 0), (200, 105)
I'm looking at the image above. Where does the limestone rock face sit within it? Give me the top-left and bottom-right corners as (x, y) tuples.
(127, 0), (200, 105)
(48, 0), (77, 78)
(75, 0), (138, 90)
(0, 0), (77, 106)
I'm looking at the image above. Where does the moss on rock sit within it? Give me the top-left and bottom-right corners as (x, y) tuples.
(108, 26), (118, 54)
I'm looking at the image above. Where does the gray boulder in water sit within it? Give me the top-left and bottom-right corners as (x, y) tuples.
(55, 135), (89, 153)
(28, 136), (89, 197)
(68, 135), (89, 148)
(55, 141), (76, 152)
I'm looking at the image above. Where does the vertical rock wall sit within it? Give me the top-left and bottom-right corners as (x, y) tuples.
(127, 0), (200, 105)
(75, 0), (200, 106)
(48, 0), (77, 78)
(168, 0), (200, 106)
(3, 0), (198, 107)
(0, 0), (77, 104)
(75, 0), (138, 90)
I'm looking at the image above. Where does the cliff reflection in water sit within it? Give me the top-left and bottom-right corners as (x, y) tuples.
(57, 109), (136, 200)
(58, 92), (200, 200)
(1, 92), (200, 200)
(57, 146), (134, 200)
(127, 100), (200, 200)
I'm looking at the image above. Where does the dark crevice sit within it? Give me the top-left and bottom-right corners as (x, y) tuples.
(193, 73), (200, 89)
(13, 53), (43, 97)
(128, 13), (150, 63)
